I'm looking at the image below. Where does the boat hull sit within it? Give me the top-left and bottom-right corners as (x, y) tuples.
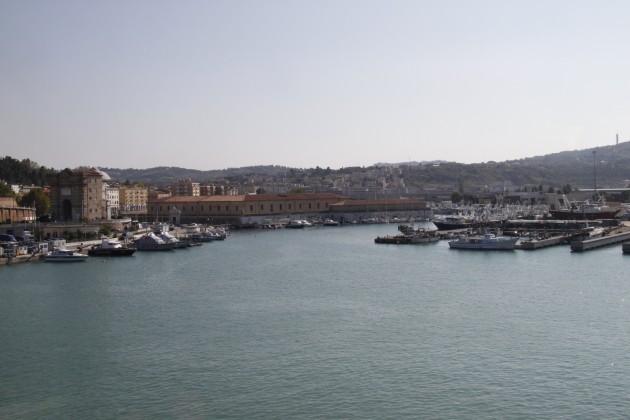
(448, 234), (519, 250)
(549, 210), (619, 220)
(88, 248), (136, 256)
(44, 256), (88, 262)
(433, 221), (473, 231)
(134, 243), (175, 251)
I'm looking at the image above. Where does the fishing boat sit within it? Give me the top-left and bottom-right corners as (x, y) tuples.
(44, 248), (88, 262)
(448, 233), (519, 250)
(432, 215), (474, 230)
(87, 238), (136, 256)
(550, 195), (620, 220)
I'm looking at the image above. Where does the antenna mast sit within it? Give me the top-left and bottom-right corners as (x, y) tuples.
(592, 150), (597, 195)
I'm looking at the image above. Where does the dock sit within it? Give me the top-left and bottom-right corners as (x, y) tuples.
(516, 235), (567, 250)
(570, 230), (630, 252)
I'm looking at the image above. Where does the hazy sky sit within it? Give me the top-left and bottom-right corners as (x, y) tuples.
(2, 1), (629, 170)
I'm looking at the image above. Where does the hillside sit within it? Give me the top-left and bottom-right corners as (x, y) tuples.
(394, 142), (630, 189)
(2, 142), (629, 190)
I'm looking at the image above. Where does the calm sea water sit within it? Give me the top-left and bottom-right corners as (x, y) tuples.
(1, 225), (630, 419)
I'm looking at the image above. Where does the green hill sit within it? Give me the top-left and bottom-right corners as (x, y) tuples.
(2, 141), (629, 190)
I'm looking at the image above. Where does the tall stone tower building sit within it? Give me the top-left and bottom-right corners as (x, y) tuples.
(49, 168), (107, 222)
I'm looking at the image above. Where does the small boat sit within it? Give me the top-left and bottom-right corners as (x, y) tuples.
(87, 238), (136, 256)
(448, 233), (519, 250)
(323, 219), (340, 226)
(287, 220), (305, 229)
(44, 248), (88, 262)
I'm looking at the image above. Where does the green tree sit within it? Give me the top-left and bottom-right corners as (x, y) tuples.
(451, 191), (463, 203)
(0, 182), (16, 198)
(98, 225), (113, 237)
(18, 188), (51, 216)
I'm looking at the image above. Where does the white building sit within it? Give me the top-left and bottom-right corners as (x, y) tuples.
(105, 186), (120, 219)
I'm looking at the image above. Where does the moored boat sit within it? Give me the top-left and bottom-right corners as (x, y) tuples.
(375, 235), (412, 244)
(550, 195), (621, 220)
(448, 233), (519, 250)
(44, 248), (88, 262)
(409, 233), (440, 243)
(133, 233), (175, 251)
(87, 238), (136, 256)
(432, 215), (474, 230)
(287, 220), (305, 229)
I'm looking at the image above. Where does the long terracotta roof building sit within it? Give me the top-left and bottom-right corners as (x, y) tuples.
(147, 193), (430, 226)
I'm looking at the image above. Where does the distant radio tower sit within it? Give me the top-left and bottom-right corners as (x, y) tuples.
(593, 150), (597, 194)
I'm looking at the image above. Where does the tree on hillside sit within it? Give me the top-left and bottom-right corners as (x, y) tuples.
(0, 156), (56, 185)
(18, 189), (50, 216)
(0, 182), (16, 198)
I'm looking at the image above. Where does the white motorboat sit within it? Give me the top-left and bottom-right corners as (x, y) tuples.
(44, 248), (88, 262)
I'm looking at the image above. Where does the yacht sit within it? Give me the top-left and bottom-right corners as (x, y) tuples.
(87, 238), (136, 256)
(133, 233), (175, 251)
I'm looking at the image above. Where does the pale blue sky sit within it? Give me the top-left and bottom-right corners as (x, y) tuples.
(2, 0), (629, 170)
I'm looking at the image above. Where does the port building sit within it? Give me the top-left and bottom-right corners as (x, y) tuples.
(147, 194), (431, 225)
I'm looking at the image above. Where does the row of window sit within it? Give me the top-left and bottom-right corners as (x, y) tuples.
(151, 202), (330, 214)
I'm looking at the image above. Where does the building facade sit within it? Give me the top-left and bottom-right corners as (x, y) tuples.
(49, 169), (107, 222)
(0, 197), (37, 224)
(170, 179), (200, 196)
(119, 186), (149, 213)
(148, 193), (346, 224)
(147, 193), (430, 225)
(105, 186), (120, 219)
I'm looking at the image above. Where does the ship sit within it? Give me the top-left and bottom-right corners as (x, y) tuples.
(448, 232), (519, 250)
(549, 195), (620, 220)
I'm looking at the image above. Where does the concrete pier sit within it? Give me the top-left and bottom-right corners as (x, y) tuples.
(570, 231), (630, 252)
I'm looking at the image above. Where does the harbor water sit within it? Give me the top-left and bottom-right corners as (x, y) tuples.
(2, 224), (630, 418)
